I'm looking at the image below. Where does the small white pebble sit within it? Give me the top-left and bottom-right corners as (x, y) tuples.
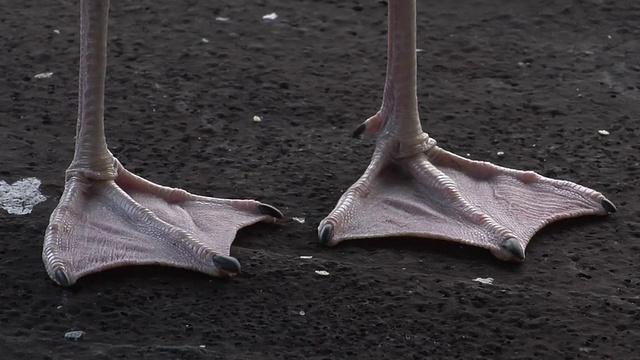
(199, 345), (206, 349)
(201, 38), (209, 43)
(315, 270), (330, 276)
(64, 330), (85, 341)
(607, 35), (612, 39)
(262, 12), (278, 20)
(53, 29), (60, 35)
(215, 17), (229, 22)
(34, 72), (54, 79)
(299, 310), (306, 316)
(473, 277), (494, 285)
(299, 255), (313, 259)
(253, 115), (262, 122)
(497, 151), (504, 156)
(598, 129), (610, 136)
(292, 217), (305, 224)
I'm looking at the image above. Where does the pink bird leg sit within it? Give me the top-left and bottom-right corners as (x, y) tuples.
(42, 0), (282, 287)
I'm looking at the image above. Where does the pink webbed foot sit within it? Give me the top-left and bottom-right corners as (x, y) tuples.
(44, 159), (282, 287)
(317, 0), (615, 261)
(318, 135), (615, 261)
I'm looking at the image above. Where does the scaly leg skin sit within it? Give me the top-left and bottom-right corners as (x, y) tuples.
(317, 0), (616, 261)
(43, 0), (282, 287)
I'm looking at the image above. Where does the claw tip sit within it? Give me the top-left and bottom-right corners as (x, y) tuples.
(318, 223), (334, 246)
(352, 123), (366, 138)
(258, 203), (284, 219)
(601, 198), (617, 214)
(212, 255), (241, 274)
(54, 268), (71, 287)
(502, 238), (525, 261)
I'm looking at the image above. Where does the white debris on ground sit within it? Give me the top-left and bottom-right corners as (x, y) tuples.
(215, 17), (229, 22)
(34, 72), (53, 79)
(299, 310), (306, 316)
(496, 151), (504, 156)
(292, 217), (305, 224)
(598, 129), (610, 136)
(253, 115), (262, 122)
(53, 29), (60, 34)
(201, 38), (209, 43)
(315, 270), (330, 276)
(472, 277), (494, 285)
(416, 48), (424, 52)
(299, 255), (313, 259)
(64, 330), (85, 341)
(262, 12), (278, 20)
(0, 177), (47, 215)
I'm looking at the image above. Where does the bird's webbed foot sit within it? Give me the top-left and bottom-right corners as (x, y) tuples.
(43, 159), (282, 286)
(318, 133), (615, 261)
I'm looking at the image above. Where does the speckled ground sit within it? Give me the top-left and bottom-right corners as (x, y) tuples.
(1, 0), (639, 358)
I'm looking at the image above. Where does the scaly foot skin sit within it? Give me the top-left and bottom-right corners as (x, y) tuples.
(318, 0), (616, 261)
(43, 0), (282, 286)
(44, 158), (281, 287)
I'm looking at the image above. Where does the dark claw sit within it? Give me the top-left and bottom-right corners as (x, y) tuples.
(54, 268), (71, 287)
(352, 123), (366, 138)
(502, 238), (525, 261)
(212, 255), (241, 274)
(258, 203), (284, 219)
(601, 198), (617, 214)
(318, 223), (334, 246)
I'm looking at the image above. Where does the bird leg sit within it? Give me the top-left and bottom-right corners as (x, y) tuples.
(317, 0), (615, 261)
(43, 0), (282, 287)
